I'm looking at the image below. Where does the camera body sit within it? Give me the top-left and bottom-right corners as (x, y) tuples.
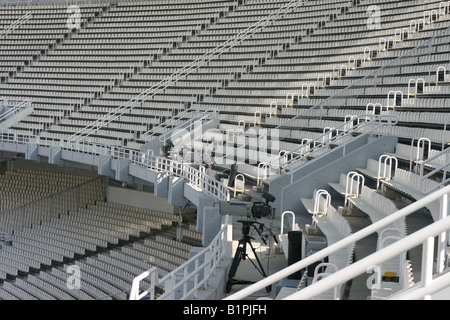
(251, 201), (273, 219)
(219, 192), (276, 219)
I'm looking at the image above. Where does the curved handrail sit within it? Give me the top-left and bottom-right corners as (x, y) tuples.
(410, 137), (431, 171)
(345, 171), (365, 207)
(233, 173), (245, 198)
(377, 154), (398, 189)
(280, 210), (296, 235)
(313, 189), (331, 218)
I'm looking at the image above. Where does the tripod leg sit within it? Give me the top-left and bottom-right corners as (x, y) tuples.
(226, 242), (244, 293)
(247, 241), (272, 293)
(226, 239), (272, 294)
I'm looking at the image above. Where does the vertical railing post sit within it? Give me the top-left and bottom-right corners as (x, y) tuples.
(204, 249), (212, 289)
(437, 193), (449, 273)
(421, 236), (435, 300)
(192, 260), (199, 299)
(164, 276), (176, 300)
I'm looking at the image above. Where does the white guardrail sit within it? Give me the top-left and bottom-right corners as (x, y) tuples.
(0, 99), (32, 123)
(274, 114), (398, 173)
(0, 12), (32, 39)
(130, 215), (231, 300)
(225, 184), (450, 300)
(0, 131), (230, 203)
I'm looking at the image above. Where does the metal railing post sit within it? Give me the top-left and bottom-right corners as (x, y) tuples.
(421, 237), (435, 300)
(437, 193), (449, 273)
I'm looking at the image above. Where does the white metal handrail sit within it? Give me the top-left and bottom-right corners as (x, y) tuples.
(276, 114), (398, 173)
(377, 154), (398, 190)
(137, 109), (215, 143)
(345, 171), (365, 207)
(418, 146), (450, 194)
(129, 267), (158, 301)
(0, 12), (32, 39)
(129, 215), (231, 300)
(0, 131), (230, 202)
(0, 100), (32, 123)
(313, 189), (331, 218)
(409, 137), (431, 171)
(68, 0), (308, 142)
(280, 210), (297, 235)
(233, 173), (245, 198)
(224, 184), (450, 300)
(216, 24), (450, 168)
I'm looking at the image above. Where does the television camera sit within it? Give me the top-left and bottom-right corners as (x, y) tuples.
(219, 191), (276, 219)
(219, 192), (277, 293)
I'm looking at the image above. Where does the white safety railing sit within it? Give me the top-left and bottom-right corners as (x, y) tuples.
(129, 215), (231, 300)
(409, 137), (431, 172)
(215, 24), (450, 169)
(1, 1), (449, 302)
(377, 154), (398, 190)
(0, 99), (32, 123)
(418, 147), (450, 194)
(0, 130), (36, 145)
(344, 171), (365, 207)
(0, 131), (230, 202)
(0, 12), (32, 39)
(68, 0), (308, 142)
(142, 108), (218, 143)
(233, 174), (245, 198)
(129, 267), (159, 301)
(225, 184), (450, 300)
(275, 114), (398, 174)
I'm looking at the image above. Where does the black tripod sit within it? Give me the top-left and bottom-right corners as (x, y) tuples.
(225, 220), (272, 293)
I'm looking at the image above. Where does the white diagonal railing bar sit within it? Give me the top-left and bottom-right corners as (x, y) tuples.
(273, 114), (398, 173)
(224, 184), (450, 300)
(418, 147), (450, 194)
(142, 109), (218, 144)
(67, 0), (308, 143)
(0, 12), (32, 39)
(0, 99), (32, 123)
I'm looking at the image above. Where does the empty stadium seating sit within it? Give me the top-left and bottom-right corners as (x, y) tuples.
(1, 0), (449, 176)
(0, 0), (449, 301)
(0, 167), (199, 300)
